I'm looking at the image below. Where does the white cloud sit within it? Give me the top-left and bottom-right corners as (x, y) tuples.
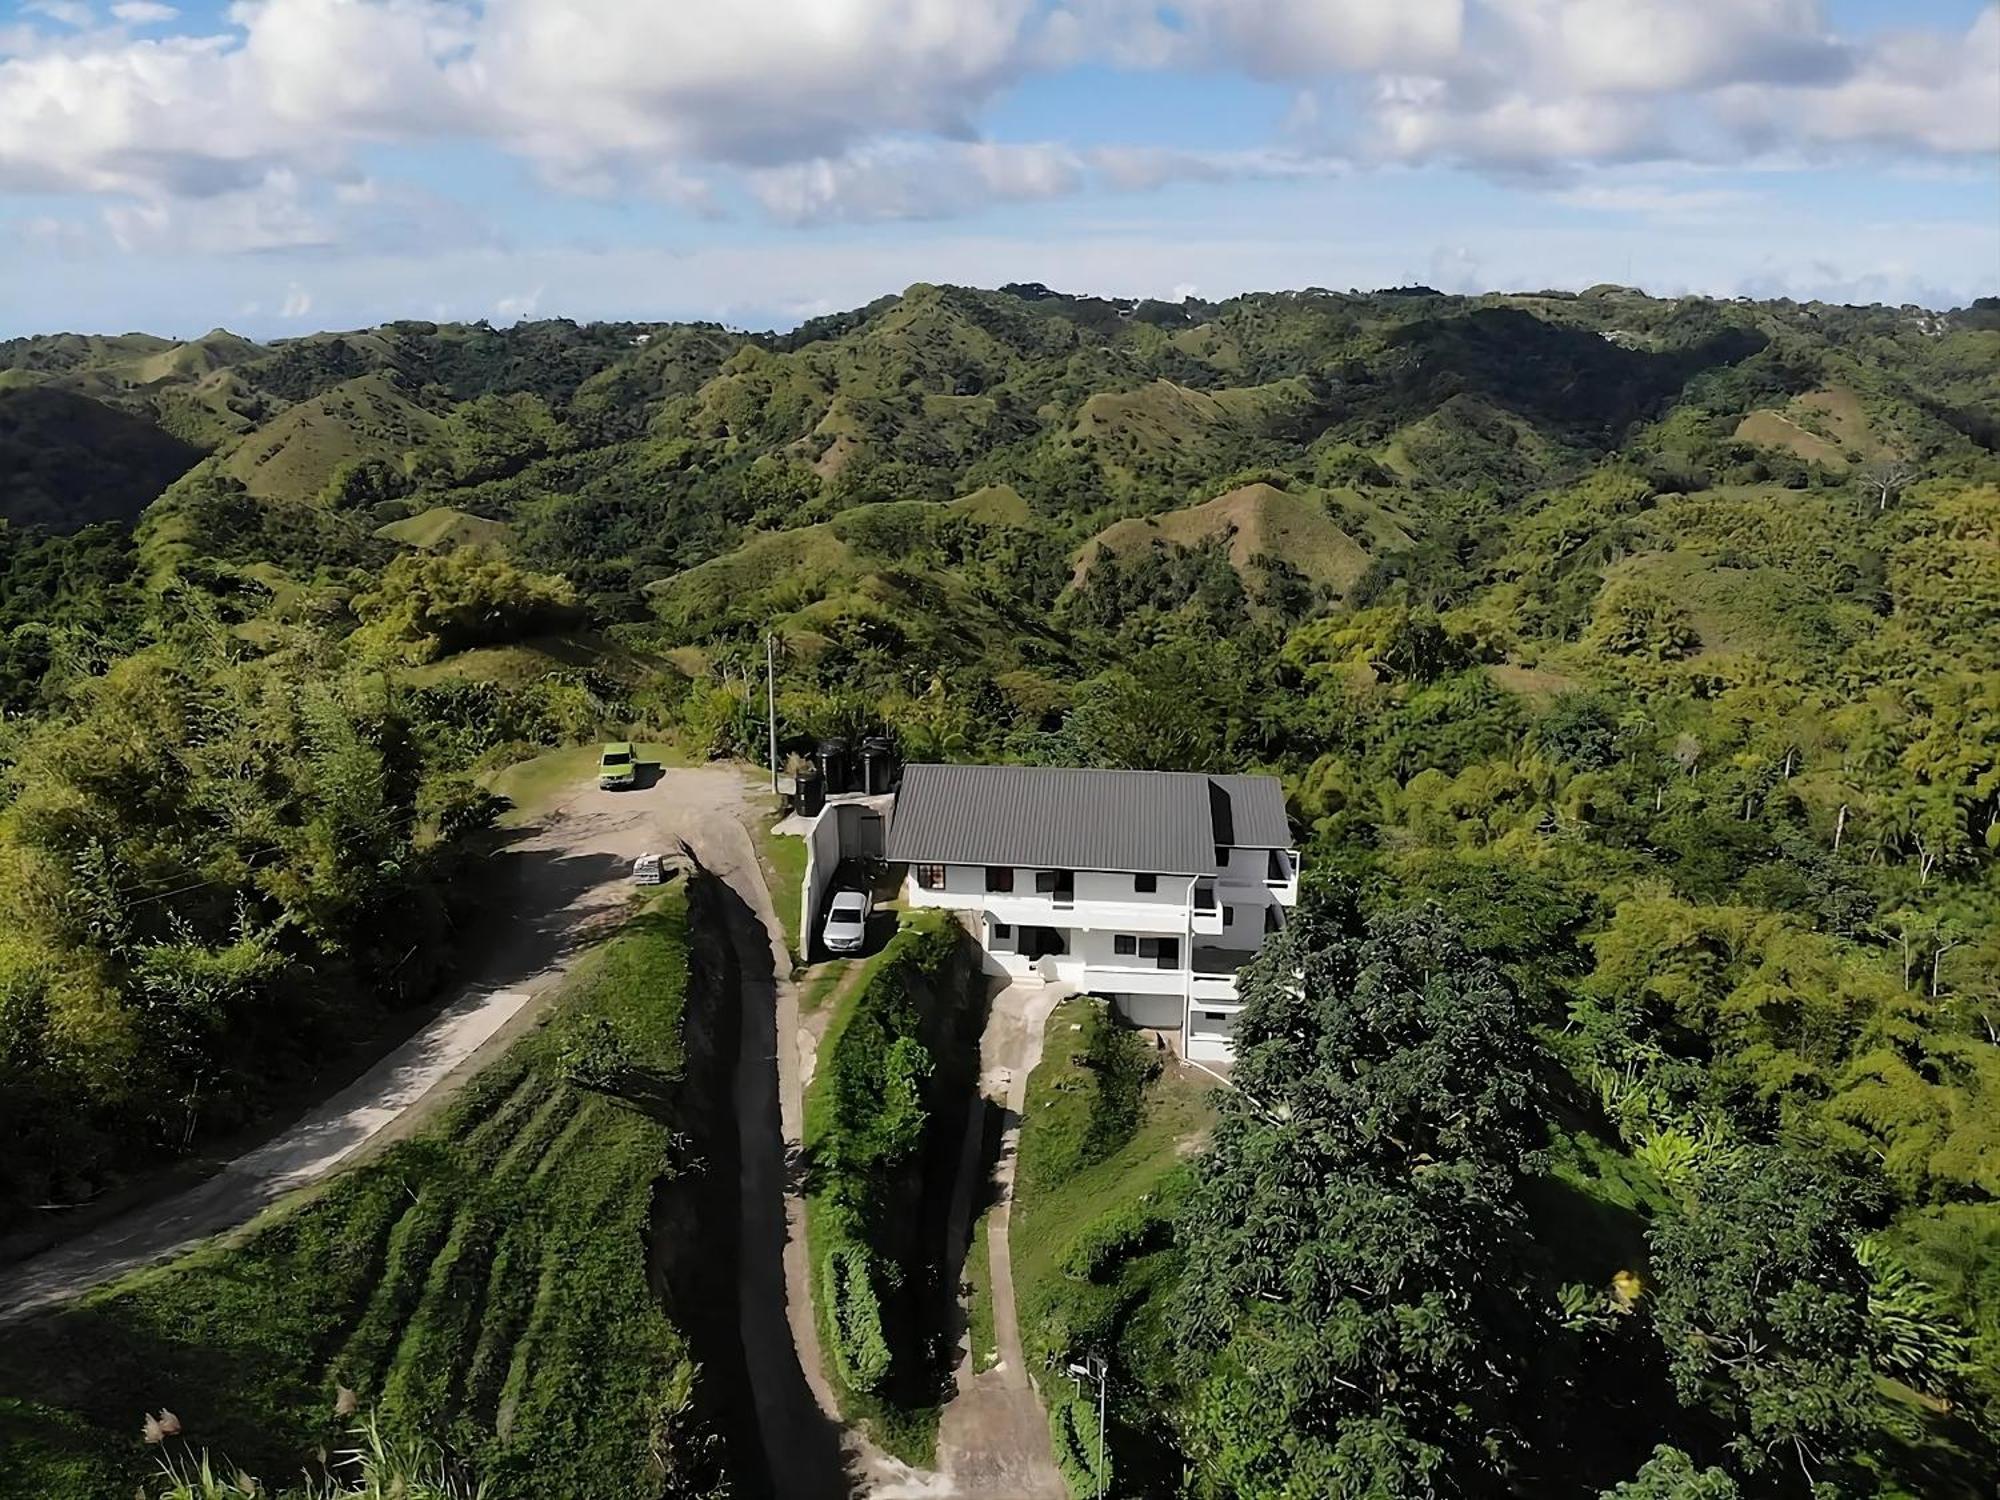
(1718, 7), (2000, 156)
(1482, 0), (1848, 94)
(0, 0), (1989, 242)
(279, 281), (311, 318)
(1549, 180), (1756, 224)
(22, 1), (95, 29)
(494, 285), (544, 321)
(748, 141), (1084, 225)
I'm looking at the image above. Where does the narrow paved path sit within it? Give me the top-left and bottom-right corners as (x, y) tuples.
(933, 980), (1070, 1499)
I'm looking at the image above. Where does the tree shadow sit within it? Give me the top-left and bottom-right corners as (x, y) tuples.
(695, 869), (854, 1500)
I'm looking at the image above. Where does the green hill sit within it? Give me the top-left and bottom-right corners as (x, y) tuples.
(376, 504), (514, 551)
(1070, 480), (1407, 597)
(3, 283), (1998, 1499)
(0, 387), (204, 530)
(215, 370), (443, 502)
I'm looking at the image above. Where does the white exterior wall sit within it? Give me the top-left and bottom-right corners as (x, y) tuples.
(902, 846), (1298, 1064)
(800, 810), (844, 957)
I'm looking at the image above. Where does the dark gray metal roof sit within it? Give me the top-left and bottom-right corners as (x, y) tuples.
(886, 763), (1290, 875)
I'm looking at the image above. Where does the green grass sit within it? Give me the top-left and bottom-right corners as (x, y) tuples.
(1011, 1002), (1217, 1328)
(0, 887), (719, 1500)
(798, 959), (851, 1014)
(483, 740), (691, 824)
(375, 506), (514, 552)
(754, 817), (808, 961)
(1009, 999), (1219, 1495)
(965, 1210), (998, 1375)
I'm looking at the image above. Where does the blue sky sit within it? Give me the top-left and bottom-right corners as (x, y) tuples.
(1, 0), (1995, 337)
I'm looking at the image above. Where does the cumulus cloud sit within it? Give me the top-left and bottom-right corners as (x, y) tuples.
(0, 0), (1989, 238)
(749, 141), (1084, 225)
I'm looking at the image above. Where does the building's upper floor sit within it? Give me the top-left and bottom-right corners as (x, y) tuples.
(886, 762), (1298, 931)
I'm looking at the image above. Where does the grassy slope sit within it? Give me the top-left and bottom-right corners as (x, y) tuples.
(1068, 480), (1406, 596)
(1011, 1001), (1218, 1367)
(376, 506), (514, 551)
(1009, 1000), (1219, 1494)
(752, 815), (809, 963)
(0, 888), (716, 1500)
(217, 371), (443, 503)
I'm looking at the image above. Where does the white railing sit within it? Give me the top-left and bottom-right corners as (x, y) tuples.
(1189, 972), (1241, 1004)
(980, 893), (1190, 934)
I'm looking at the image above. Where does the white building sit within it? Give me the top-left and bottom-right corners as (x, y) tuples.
(885, 763), (1298, 1062)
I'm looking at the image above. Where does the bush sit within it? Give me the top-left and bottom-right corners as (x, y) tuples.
(821, 1245), (893, 1394)
(1049, 1390), (1112, 1499)
(1059, 1200), (1174, 1283)
(1017, 1002), (1158, 1197)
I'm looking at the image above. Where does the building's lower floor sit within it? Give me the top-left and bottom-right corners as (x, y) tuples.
(963, 915), (1247, 1063)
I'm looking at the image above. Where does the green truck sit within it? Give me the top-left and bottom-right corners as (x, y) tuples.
(598, 741), (637, 789)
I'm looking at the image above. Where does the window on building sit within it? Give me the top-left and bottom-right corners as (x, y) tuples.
(1223, 905), (1235, 927)
(1267, 849), (1288, 884)
(985, 866), (1014, 893)
(916, 864), (945, 890)
(1133, 872), (1157, 893)
(1214, 846), (1228, 868)
(992, 921), (1012, 939)
(1114, 934), (1137, 956)
(1136, 936), (1180, 969)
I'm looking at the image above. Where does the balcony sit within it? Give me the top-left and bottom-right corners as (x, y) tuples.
(980, 892), (1187, 935)
(1217, 848), (1296, 898)
(1189, 971), (1241, 1005)
(1191, 882), (1224, 935)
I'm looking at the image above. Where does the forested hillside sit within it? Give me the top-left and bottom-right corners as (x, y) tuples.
(1, 281), (1996, 1497)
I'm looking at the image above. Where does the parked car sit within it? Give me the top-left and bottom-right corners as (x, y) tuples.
(598, 741), (637, 789)
(630, 852), (665, 885)
(822, 889), (871, 953)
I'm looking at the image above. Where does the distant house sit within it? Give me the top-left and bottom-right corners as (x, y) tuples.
(885, 763), (1298, 1062)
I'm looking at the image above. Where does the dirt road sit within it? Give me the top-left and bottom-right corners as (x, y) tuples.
(0, 794), (651, 1322)
(933, 981), (1070, 1499)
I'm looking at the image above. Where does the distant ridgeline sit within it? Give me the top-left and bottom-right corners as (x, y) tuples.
(0, 282), (1997, 1496)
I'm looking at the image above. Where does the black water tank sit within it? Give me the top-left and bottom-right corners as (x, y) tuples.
(796, 764), (826, 817)
(859, 736), (895, 795)
(816, 739), (850, 795)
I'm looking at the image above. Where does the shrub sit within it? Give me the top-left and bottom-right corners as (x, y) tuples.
(820, 1244), (894, 1394)
(1058, 1200), (1174, 1283)
(1049, 1390), (1112, 1499)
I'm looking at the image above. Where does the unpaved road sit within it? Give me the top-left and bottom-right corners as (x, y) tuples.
(933, 981), (1070, 1499)
(0, 794), (648, 1322)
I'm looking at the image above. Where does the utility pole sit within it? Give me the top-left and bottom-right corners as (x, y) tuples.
(1066, 1353), (1109, 1499)
(765, 632), (779, 796)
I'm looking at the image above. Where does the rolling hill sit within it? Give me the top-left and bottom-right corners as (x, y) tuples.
(0, 387), (204, 530)
(213, 370), (444, 502)
(1069, 480), (1411, 598)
